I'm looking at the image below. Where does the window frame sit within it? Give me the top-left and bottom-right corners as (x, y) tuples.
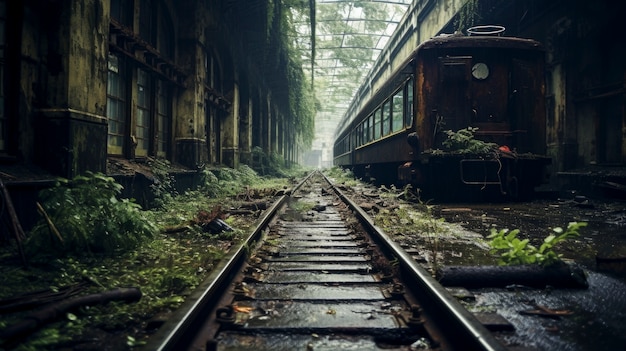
(106, 53), (128, 156)
(382, 100), (391, 136)
(391, 88), (404, 133)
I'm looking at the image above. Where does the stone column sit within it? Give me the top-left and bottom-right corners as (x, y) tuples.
(35, 0), (108, 178)
(222, 83), (240, 168)
(174, 3), (207, 168)
(239, 96), (252, 166)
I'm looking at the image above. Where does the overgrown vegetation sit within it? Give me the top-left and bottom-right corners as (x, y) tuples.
(442, 127), (498, 154)
(0, 162), (301, 350)
(374, 190), (448, 274)
(26, 172), (157, 258)
(487, 222), (587, 266)
(455, 0), (481, 33)
(265, 0), (317, 149)
(324, 166), (360, 187)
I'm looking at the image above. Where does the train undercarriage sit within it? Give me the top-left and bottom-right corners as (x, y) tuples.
(356, 152), (551, 202)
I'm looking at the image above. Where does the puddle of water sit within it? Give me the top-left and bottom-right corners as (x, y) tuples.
(469, 271), (626, 350)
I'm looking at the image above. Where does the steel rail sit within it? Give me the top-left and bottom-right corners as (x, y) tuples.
(322, 171), (507, 351)
(143, 172), (315, 351)
(145, 170), (506, 350)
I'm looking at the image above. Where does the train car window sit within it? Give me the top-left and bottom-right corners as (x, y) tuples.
(382, 100), (391, 136)
(347, 132), (351, 151)
(367, 115), (373, 142)
(471, 63), (489, 80)
(405, 78), (414, 127)
(361, 119), (369, 144)
(375, 108), (382, 139)
(360, 123), (364, 145)
(392, 89), (404, 132)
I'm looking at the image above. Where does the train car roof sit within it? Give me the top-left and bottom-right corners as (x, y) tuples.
(419, 34), (544, 51)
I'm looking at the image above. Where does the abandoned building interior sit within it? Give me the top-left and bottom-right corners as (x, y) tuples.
(0, 0), (625, 223)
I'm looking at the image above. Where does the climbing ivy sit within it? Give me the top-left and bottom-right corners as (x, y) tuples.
(265, 0), (316, 148)
(455, 0), (481, 33)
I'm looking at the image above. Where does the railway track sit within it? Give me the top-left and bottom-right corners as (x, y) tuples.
(144, 171), (506, 351)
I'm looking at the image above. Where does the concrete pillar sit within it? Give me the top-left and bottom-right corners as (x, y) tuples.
(239, 95), (252, 165)
(35, 0), (108, 178)
(222, 83), (239, 168)
(277, 117), (284, 161)
(263, 93), (272, 154)
(174, 2), (207, 168)
(251, 89), (263, 149)
(270, 109), (278, 155)
(175, 40), (206, 168)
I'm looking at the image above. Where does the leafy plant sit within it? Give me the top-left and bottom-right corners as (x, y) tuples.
(442, 127), (498, 154)
(27, 172), (157, 258)
(148, 158), (178, 208)
(487, 222), (587, 266)
(455, 0), (481, 32)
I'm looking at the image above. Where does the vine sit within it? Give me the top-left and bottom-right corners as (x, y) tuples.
(455, 0), (481, 33)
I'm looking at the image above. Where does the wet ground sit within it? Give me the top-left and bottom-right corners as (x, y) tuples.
(430, 196), (626, 350)
(431, 197), (626, 282)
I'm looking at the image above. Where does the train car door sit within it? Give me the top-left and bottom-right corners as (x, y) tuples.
(469, 57), (510, 146)
(436, 56), (472, 146)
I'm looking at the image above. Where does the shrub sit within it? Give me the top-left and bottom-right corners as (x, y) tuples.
(27, 172), (157, 258)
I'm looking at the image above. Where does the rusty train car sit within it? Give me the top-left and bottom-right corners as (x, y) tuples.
(333, 30), (550, 201)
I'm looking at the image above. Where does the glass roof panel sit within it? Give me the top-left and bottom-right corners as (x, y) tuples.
(292, 0), (411, 161)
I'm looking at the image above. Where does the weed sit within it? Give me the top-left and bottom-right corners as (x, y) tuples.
(487, 222), (587, 266)
(412, 201), (447, 274)
(1, 164), (299, 350)
(325, 167), (359, 187)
